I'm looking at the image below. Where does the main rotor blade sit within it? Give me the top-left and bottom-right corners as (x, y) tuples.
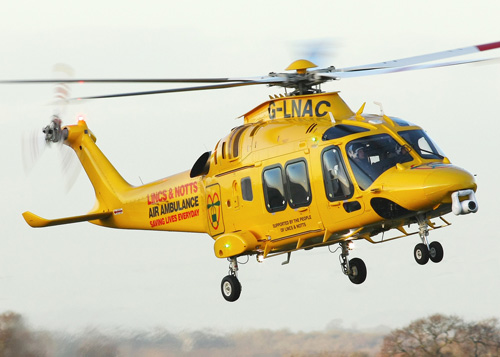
(319, 57), (499, 79)
(0, 77), (252, 84)
(73, 78), (284, 100)
(336, 40), (500, 72)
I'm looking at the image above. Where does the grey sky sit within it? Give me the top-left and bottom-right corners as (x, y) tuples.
(0, 0), (499, 333)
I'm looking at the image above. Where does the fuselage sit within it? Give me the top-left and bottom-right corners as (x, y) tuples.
(62, 92), (476, 260)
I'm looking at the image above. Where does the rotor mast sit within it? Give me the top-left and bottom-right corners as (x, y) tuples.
(274, 59), (335, 96)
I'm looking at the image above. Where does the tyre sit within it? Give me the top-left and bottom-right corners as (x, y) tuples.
(414, 243), (429, 265)
(221, 275), (242, 302)
(348, 258), (367, 284)
(429, 241), (444, 263)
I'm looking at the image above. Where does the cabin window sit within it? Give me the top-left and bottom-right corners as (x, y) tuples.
(263, 166), (287, 212)
(285, 160), (311, 208)
(214, 140), (220, 165)
(322, 147), (353, 201)
(228, 125), (248, 159)
(241, 177), (253, 201)
(221, 142), (227, 159)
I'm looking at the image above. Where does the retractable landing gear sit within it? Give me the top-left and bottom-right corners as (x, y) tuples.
(414, 216), (444, 265)
(339, 241), (367, 284)
(221, 257), (242, 302)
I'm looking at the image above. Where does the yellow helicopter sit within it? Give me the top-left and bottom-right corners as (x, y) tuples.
(6, 40), (500, 302)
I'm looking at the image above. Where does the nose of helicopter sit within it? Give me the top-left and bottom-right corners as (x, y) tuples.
(422, 165), (477, 205)
(380, 163), (477, 212)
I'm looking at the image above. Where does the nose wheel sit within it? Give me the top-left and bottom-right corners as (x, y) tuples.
(428, 241), (444, 262)
(414, 216), (444, 265)
(414, 243), (430, 265)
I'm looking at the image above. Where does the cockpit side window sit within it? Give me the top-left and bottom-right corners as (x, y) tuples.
(322, 147), (353, 201)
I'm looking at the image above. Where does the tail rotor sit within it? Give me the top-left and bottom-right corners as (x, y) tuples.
(22, 64), (80, 190)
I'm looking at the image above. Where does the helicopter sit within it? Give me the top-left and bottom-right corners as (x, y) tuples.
(6, 40), (500, 302)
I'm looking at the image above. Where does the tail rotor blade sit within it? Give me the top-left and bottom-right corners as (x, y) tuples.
(22, 128), (47, 173)
(59, 145), (80, 192)
(52, 64), (74, 117)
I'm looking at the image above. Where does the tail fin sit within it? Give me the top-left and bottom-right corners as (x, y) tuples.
(64, 119), (132, 209)
(22, 119), (131, 228)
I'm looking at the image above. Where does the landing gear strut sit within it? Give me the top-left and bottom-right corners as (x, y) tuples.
(221, 257), (242, 302)
(339, 241), (367, 284)
(413, 216), (444, 265)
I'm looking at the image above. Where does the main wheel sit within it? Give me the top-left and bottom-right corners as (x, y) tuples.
(429, 241), (444, 263)
(348, 258), (367, 284)
(414, 243), (429, 265)
(221, 275), (242, 302)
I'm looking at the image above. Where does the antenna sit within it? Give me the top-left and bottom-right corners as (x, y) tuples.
(374, 101), (385, 116)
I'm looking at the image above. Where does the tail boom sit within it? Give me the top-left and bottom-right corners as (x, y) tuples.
(96, 171), (208, 233)
(23, 119), (209, 234)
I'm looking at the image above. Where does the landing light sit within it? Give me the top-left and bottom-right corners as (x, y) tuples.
(257, 254), (264, 263)
(347, 241), (355, 251)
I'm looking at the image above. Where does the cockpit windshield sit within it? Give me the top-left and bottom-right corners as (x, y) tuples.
(399, 129), (446, 160)
(347, 134), (413, 190)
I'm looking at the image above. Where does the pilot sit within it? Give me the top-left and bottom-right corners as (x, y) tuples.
(349, 144), (370, 169)
(394, 143), (412, 163)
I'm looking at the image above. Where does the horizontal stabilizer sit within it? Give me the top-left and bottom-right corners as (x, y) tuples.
(22, 211), (112, 228)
